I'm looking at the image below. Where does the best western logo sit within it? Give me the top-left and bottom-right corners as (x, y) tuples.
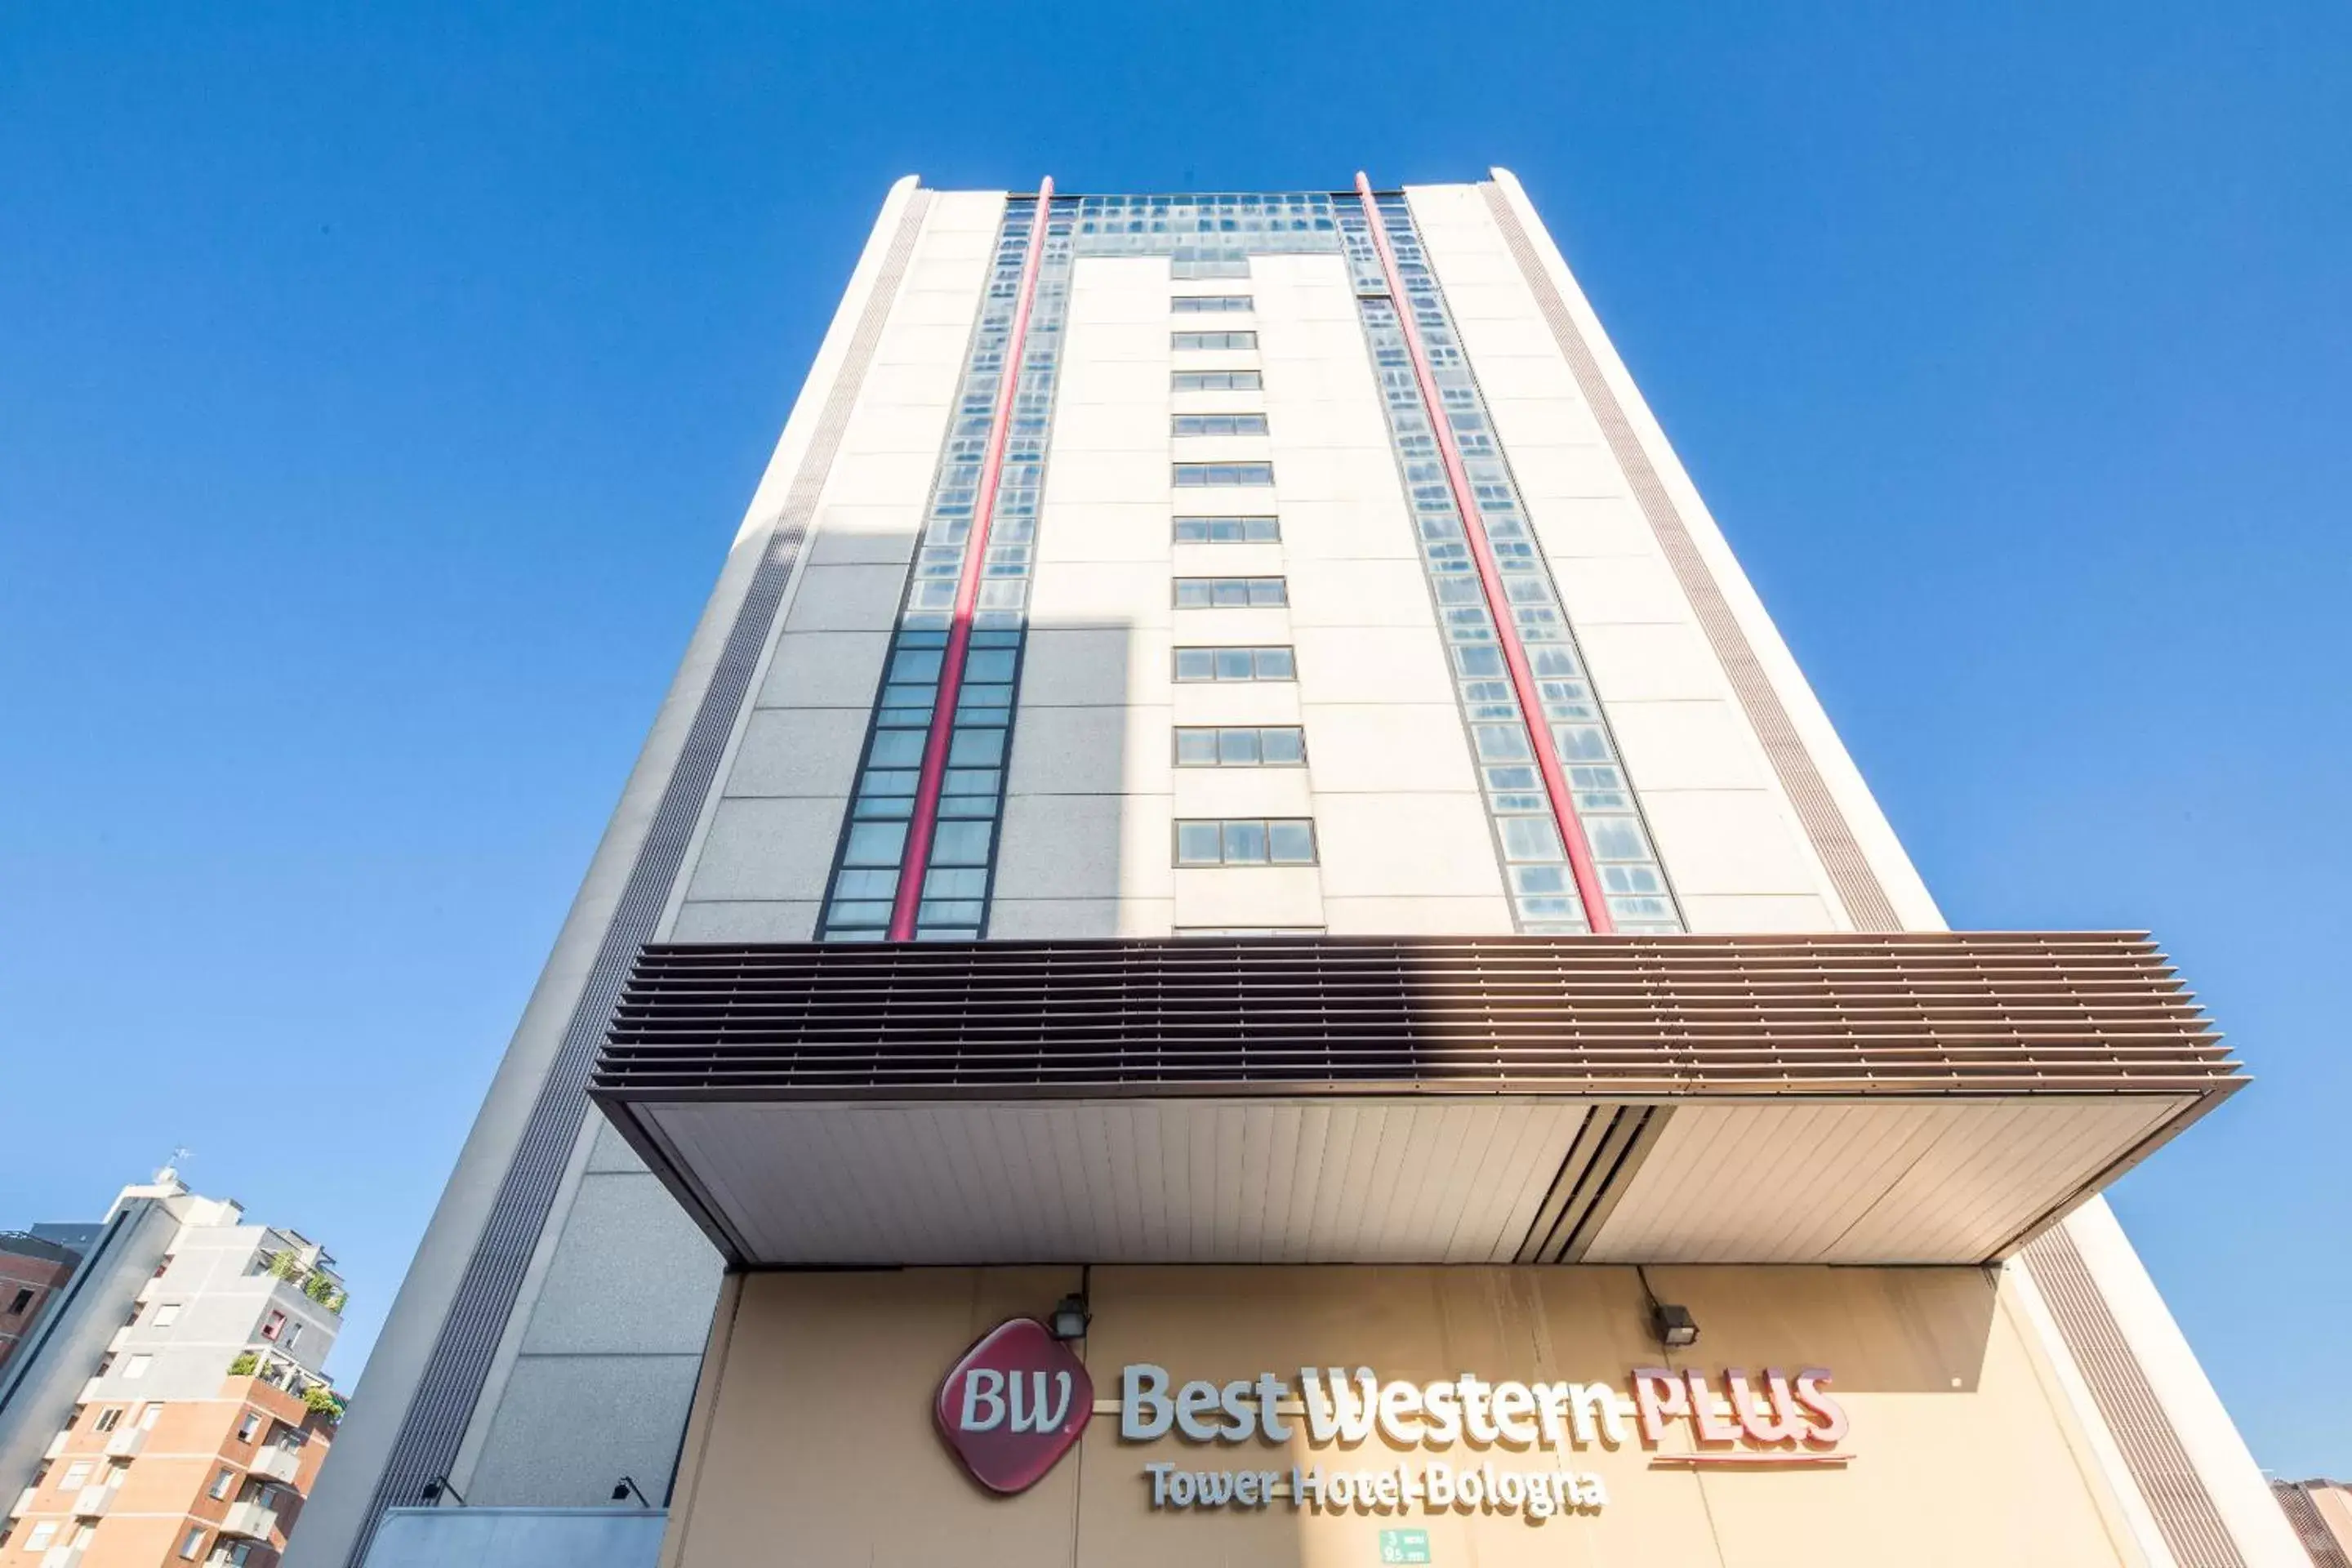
(933, 1318), (1095, 1494)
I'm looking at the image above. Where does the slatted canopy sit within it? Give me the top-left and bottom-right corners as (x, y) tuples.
(590, 933), (2243, 1268)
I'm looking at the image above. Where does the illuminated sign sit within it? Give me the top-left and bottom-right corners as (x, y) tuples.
(932, 1317), (1094, 1494)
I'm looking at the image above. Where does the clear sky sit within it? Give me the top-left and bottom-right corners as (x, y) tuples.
(2, 0), (2345, 1478)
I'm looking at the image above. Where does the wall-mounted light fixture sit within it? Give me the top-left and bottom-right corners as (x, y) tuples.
(611, 1476), (651, 1507)
(420, 1477), (466, 1507)
(1048, 1292), (1091, 1342)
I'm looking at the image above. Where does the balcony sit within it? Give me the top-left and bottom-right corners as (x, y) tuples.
(594, 933), (2245, 1268)
(102, 1427), (145, 1459)
(219, 1500), (278, 1539)
(249, 1445), (302, 1484)
(42, 1431), (69, 1460)
(39, 1544), (87, 1568)
(8, 1486), (33, 1518)
(75, 1377), (103, 1405)
(70, 1486), (113, 1518)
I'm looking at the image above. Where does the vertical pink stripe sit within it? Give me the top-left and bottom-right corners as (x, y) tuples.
(888, 178), (1054, 942)
(1353, 173), (1615, 934)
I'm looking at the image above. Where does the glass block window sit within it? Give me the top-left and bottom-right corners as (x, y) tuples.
(1336, 193), (1682, 935)
(817, 194), (1076, 942)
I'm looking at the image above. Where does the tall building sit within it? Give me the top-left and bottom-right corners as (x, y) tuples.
(295, 172), (2300, 1567)
(0, 1174), (345, 1568)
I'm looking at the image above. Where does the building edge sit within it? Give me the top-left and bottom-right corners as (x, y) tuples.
(1482, 163), (2294, 1566)
(284, 173), (929, 1568)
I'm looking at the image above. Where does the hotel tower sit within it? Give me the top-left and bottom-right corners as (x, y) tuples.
(290, 173), (2300, 1568)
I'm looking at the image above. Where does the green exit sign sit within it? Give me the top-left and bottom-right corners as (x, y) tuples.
(1379, 1528), (1431, 1564)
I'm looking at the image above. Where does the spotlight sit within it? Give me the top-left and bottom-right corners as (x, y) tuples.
(1650, 1301), (1700, 1349)
(1048, 1292), (1091, 1342)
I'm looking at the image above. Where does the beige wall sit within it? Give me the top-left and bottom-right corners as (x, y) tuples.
(662, 1263), (2146, 1568)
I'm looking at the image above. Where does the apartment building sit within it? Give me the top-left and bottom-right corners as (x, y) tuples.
(0, 1175), (344, 1568)
(294, 173), (2298, 1567)
(0, 1236), (85, 1377)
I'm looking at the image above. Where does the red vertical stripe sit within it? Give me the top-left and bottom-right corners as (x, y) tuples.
(889, 179), (1054, 941)
(1353, 173), (1615, 933)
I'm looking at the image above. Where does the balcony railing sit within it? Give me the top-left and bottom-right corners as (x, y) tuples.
(39, 1544), (87, 1568)
(219, 1499), (278, 1539)
(250, 1446), (302, 1484)
(8, 1486), (34, 1518)
(102, 1426), (146, 1459)
(70, 1486), (113, 1518)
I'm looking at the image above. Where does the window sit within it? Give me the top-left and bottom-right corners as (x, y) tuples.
(139, 1401), (162, 1428)
(218, 1546), (255, 1568)
(1174, 819), (1317, 866)
(1171, 256), (1250, 280)
(1171, 294), (1251, 314)
(1171, 330), (1256, 351)
(1172, 462), (1273, 488)
(180, 1525), (207, 1559)
(123, 1353), (153, 1379)
(280, 1321), (302, 1349)
(6, 1286), (31, 1315)
(152, 1302), (180, 1328)
(26, 1523), (56, 1552)
(1173, 514), (1280, 543)
(1174, 727), (1307, 767)
(1171, 646), (1294, 683)
(235, 1412), (263, 1444)
(93, 1407), (123, 1433)
(1171, 370), (1262, 393)
(1174, 577), (1285, 608)
(210, 1467), (237, 1500)
(60, 1461), (91, 1491)
(1172, 413), (1268, 437)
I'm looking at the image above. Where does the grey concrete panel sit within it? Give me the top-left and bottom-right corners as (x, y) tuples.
(778, 564), (911, 632)
(462, 1353), (703, 1508)
(667, 901), (820, 942)
(755, 631), (891, 710)
(684, 797), (849, 903)
(517, 1173), (721, 1357)
(721, 708), (871, 799)
(586, 1119), (650, 1175)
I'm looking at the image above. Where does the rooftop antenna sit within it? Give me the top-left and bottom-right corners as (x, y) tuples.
(157, 1147), (192, 1184)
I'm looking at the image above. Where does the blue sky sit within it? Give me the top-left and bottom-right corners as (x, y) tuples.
(2, 0), (2345, 1477)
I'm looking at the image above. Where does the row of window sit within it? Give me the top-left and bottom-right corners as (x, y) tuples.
(1171, 294), (1252, 314)
(1174, 514), (1280, 542)
(1173, 412), (1267, 436)
(1172, 256), (1251, 279)
(1175, 726), (1304, 766)
(1174, 461), (1273, 487)
(1172, 644), (1294, 682)
(1172, 369), (1260, 392)
(1176, 818), (1317, 866)
(1174, 576), (1285, 608)
(1172, 330), (1256, 351)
